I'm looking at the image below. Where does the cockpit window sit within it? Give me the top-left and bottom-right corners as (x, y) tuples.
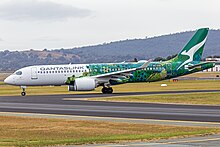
(15, 71), (22, 75)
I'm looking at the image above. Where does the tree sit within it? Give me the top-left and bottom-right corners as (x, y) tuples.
(47, 53), (52, 58)
(154, 57), (165, 61)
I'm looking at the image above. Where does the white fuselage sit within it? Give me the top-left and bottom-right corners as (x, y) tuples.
(4, 64), (88, 86)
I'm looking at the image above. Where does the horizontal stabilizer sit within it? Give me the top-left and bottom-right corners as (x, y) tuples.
(188, 62), (215, 69)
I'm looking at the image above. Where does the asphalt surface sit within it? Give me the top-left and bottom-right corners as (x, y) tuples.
(84, 134), (220, 147)
(0, 90), (220, 122)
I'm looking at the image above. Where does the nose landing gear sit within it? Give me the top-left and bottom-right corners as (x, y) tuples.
(102, 86), (113, 94)
(21, 86), (26, 96)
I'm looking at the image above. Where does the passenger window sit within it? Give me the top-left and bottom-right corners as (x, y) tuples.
(15, 71), (22, 75)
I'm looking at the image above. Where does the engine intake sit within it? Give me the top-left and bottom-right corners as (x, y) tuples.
(68, 77), (97, 91)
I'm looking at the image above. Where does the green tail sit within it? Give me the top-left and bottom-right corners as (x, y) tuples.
(176, 28), (209, 70)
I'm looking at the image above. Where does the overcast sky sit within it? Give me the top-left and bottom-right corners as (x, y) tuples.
(0, 0), (219, 51)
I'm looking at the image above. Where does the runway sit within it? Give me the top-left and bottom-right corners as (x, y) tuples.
(0, 90), (220, 122)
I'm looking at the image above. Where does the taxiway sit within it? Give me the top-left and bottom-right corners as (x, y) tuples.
(0, 90), (220, 122)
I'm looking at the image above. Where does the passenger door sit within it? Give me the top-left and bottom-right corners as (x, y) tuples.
(31, 67), (38, 79)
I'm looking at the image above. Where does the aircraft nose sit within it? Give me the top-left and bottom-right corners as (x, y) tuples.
(4, 76), (13, 85)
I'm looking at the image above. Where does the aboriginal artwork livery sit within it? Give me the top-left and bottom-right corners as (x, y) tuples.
(66, 28), (214, 85)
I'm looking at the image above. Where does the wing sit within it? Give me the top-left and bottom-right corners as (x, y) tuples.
(91, 60), (151, 84)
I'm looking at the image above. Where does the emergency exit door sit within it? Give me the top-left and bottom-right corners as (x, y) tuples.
(166, 63), (172, 75)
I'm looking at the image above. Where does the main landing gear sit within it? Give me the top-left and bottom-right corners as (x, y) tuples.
(102, 86), (113, 94)
(21, 86), (26, 96)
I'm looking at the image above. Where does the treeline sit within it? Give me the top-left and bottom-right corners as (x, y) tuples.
(153, 54), (178, 61)
(206, 55), (220, 58)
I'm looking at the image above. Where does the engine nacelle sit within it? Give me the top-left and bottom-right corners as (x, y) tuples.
(68, 78), (97, 91)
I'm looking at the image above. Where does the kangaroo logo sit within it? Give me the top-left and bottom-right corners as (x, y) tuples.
(177, 37), (207, 70)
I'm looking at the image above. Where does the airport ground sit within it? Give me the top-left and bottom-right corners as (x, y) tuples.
(0, 72), (220, 146)
(0, 115), (219, 147)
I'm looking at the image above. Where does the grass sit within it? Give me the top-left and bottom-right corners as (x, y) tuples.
(0, 80), (220, 96)
(112, 80), (220, 92)
(91, 92), (220, 105)
(0, 82), (5, 85)
(0, 116), (219, 146)
(183, 72), (220, 78)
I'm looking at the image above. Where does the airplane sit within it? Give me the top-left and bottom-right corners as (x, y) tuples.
(4, 28), (215, 96)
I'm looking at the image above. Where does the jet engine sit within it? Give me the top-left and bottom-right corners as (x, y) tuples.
(68, 77), (97, 91)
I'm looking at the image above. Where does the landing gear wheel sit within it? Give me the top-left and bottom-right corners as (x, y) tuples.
(107, 87), (113, 94)
(102, 87), (113, 94)
(21, 92), (26, 96)
(102, 87), (107, 94)
(20, 86), (27, 96)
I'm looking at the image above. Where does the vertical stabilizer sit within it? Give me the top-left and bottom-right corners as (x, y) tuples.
(177, 28), (209, 70)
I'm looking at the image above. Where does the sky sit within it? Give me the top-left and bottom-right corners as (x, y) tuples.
(0, 0), (219, 51)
